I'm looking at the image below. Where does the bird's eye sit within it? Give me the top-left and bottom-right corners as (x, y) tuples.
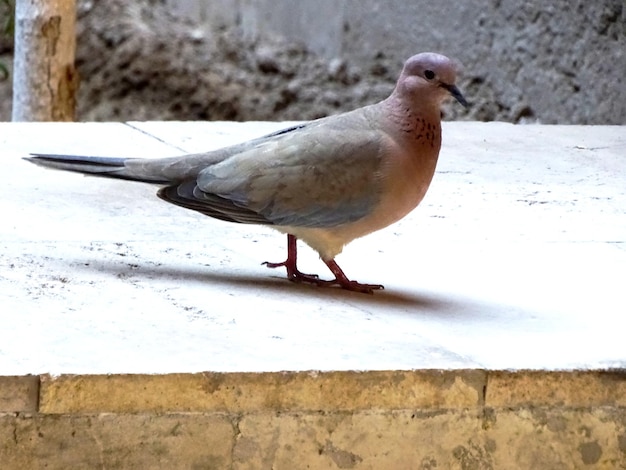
(424, 70), (435, 80)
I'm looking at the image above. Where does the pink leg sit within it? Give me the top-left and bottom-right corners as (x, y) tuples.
(263, 234), (322, 283)
(263, 234), (384, 294)
(323, 258), (384, 294)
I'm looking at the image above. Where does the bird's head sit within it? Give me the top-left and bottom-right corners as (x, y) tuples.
(395, 52), (468, 108)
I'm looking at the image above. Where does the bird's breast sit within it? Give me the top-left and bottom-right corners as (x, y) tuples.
(371, 141), (439, 229)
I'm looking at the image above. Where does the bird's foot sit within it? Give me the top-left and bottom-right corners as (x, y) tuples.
(323, 258), (384, 294)
(263, 260), (382, 294)
(265, 234), (384, 294)
(262, 259), (320, 283)
(332, 279), (384, 294)
(324, 276), (384, 294)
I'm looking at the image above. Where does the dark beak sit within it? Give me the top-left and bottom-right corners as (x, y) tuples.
(442, 83), (469, 108)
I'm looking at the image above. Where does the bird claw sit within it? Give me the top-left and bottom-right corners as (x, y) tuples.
(339, 281), (384, 294)
(261, 260), (286, 269)
(300, 276), (384, 294)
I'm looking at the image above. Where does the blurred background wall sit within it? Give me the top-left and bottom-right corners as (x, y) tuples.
(166, 0), (625, 124)
(0, 0), (623, 123)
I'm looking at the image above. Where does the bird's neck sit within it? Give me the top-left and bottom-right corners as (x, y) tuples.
(381, 95), (442, 151)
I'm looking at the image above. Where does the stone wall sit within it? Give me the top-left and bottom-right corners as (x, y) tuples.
(2, 371), (626, 468)
(168, 0), (625, 124)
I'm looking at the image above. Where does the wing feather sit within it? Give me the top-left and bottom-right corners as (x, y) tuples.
(159, 108), (386, 228)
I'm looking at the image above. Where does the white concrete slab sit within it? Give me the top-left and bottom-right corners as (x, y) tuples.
(1, 122), (625, 374)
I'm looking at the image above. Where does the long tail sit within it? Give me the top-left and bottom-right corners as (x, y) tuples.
(24, 154), (170, 183)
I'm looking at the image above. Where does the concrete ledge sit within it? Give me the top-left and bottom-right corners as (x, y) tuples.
(2, 121), (625, 374)
(2, 121), (625, 467)
(39, 370), (486, 414)
(0, 370), (619, 414)
(2, 370), (626, 469)
(487, 370), (626, 408)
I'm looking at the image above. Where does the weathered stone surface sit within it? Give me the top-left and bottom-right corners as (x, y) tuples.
(232, 408), (626, 469)
(1, 413), (234, 469)
(40, 370), (486, 414)
(7, 407), (618, 469)
(25, 371), (626, 468)
(0, 375), (39, 412)
(3, 371), (626, 468)
(233, 410), (485, 469)
(485, 408), (626, 469)
(40, 370), (626, 416)
(487, 370), (626, 407)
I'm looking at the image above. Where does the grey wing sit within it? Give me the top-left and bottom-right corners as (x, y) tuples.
(158, 127), (385, 228)
(125, 123), (313, 182)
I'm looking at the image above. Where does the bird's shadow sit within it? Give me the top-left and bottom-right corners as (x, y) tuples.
(68, 255), (473, 316)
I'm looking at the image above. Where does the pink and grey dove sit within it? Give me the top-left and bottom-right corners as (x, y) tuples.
(26, 52), (467, 294)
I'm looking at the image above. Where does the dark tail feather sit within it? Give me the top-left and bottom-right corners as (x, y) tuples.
(24, 154), (169, 183)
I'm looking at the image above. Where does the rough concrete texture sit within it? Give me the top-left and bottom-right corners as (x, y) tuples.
(0, 376), (39, 413)
(0, 0), (624, 124)
(332, 0), (625, 125)
(170, 0), (626, 125)
(1, 413), (235, 469)
(1, 371), (626, 469)
(487, 371), (626, 408)
(37, 371), (487, 414)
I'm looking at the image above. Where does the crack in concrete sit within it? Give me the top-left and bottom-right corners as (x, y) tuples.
(229, 413), (243, 470)
(123, 122), (189, 154)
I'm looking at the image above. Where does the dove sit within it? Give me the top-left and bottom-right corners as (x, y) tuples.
(25, 52), (467, 294)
